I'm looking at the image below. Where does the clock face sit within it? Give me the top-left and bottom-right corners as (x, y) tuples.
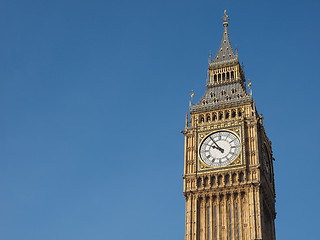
(200, 131), (241, 167)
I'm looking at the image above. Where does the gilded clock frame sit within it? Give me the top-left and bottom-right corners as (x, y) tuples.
(197, 124), (245, 172)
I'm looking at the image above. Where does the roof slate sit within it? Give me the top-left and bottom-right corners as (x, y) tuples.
(190, 82), (251, 112)
(211, 22), (238, 66)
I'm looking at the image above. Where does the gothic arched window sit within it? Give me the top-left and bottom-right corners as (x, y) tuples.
(232, 110), (236, 118)
(239, 172), (244, 182)
(211, 176), (216, 185)
(212, 113), (217, 121)
(197, 178), (203, 187)
(225, 174), (230, 184)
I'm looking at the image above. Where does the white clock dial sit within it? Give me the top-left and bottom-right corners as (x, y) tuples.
(200, 131), (241, 167)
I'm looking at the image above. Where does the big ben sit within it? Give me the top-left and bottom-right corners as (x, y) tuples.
(182, 11), (276, 240)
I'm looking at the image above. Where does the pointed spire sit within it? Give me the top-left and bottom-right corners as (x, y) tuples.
(212, 10), (238, 66)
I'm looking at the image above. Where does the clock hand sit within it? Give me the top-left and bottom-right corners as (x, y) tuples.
(210, 145), (224, 154)
(209, 137), (224, 153)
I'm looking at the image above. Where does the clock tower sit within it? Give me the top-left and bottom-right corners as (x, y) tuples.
(182, 11), (276, 240)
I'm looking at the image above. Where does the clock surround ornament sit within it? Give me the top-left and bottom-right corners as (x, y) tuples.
(199, 130), (241, 167)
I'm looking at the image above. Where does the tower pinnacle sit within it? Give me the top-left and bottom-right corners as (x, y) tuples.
(211, 10), (237, 66)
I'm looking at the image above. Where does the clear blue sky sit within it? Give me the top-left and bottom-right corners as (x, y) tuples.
(1, 0), (319, 239)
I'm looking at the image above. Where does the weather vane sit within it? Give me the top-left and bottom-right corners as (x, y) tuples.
(222, 10), (230, 22)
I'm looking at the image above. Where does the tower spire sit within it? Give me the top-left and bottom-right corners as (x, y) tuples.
(212, 10), (237, 65)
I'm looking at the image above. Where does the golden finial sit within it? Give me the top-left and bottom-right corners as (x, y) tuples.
(189, 90), (195, 106)
(248, 80), (252, 96)
(190, 90), (194, 101)
(222, 10), (230, 22)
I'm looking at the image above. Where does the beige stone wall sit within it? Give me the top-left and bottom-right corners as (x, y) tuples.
(183, 100), (276, 240)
